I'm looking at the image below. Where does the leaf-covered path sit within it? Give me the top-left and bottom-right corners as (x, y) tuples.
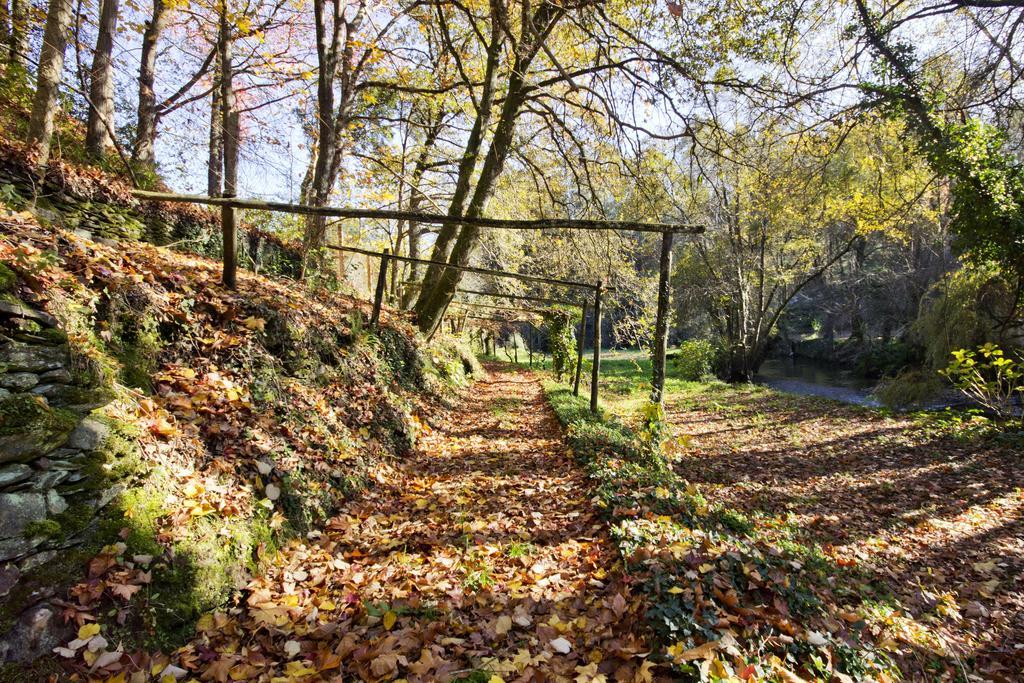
(176, 365), (654, 681)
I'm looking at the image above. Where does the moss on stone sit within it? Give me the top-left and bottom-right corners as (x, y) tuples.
(0, 262), (16, 292)
(35, 327), (67, 345)
(23, 519), (61, 540)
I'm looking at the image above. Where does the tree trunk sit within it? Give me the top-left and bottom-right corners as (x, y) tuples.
(219, 5), (238, 288)
(413, 80), (530, 336)
(7, 0), (29, 70)
(300, 0), (340, 278)
(133, 0), (166, 166)
(413, 1), (563, 335)
(85, 0), (119, 158)
(207, 51), (223, 196)
(1, 0), (11, 65)
(28, 0), (73, 166)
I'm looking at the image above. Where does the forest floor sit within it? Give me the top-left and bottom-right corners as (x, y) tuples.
(167, 364), (658, 682)
(597, 354), (1024, 680)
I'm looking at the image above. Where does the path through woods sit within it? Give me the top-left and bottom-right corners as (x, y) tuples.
(174, 365), (656, 681)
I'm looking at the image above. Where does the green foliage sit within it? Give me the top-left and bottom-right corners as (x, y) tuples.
(671, 339), (718, 380)
(873, 368), (945, 409)
(854, 340), (920, 379)
(914, 262), (1018, 370)
(0, 261), (16, 292)
(942, 344), (1024, 423)
(542, 308), (577, 381)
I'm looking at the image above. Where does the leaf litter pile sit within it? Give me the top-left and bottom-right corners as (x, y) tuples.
(159, 367), (656, 681)
(662, 384), (1024, 679)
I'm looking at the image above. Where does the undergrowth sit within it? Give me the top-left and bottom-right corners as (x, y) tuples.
(543, 383), (896, 681)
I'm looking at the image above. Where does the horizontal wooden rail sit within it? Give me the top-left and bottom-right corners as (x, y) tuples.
(328, 244), (604, 292)
(456, 288), (584, 308)
(132, 190), (705, 234)
(450, 301), (547, 316)
(401, 282), (584, 307)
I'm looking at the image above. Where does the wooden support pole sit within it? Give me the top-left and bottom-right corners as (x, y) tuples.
(573, 302), (588, 396)
(370, 248), (389, 329)
(221, 199), (237, 289)
(651, 229), (675, 404)
(590, 281), (603, 413)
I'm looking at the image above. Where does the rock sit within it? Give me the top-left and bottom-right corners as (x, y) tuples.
(0, 536), (41, 562)
(0, 341), (67, 373)
(0, 301), (59, 328)
(0, 388), (9, 401)
(45, 490), (67, 515)
(0, 564), (19, 599)
(33, 470), (70, 491)
(0, 372), (39, 391)
(44, 448), (81, 462)
(66, 418), (109, 451)
(97, 483), (124, 509)
(52, 386), (115, 413)
(0, 492), (47, 541)
(39, 368), (73, 384)
(0, 464), (32, 488)
(0, 395), (76, 463)
(0, 603), (73, 662)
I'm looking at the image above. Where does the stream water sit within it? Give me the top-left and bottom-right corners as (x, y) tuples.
(754, 357), (881, 406)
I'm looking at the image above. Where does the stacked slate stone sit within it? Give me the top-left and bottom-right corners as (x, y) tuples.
(0, 280), (118, 627)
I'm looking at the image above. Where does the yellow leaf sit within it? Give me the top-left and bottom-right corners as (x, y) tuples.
(383, 610), (397, 630)
(78, 623), (101, 640)
(488, 677), (505, 683)
(495, 615), (512, 636)
(667, 586), (685, 594)
(241, 316), (266, 331)
(667, 639), (719, 662)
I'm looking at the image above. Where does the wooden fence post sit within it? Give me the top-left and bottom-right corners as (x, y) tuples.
(221, 199), (237, 289)
(370, 248), (389, 329)
(590, 281), (603, 413)
(651, 229), (675, 404)
(573, 302), (588, 396)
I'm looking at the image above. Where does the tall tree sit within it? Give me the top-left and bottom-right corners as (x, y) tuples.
(134, 0), (169, 166)
(412, 0), (571, 335)
(28, 0), (73, 166)
(299, 0), (366, 277)
(6, 0), (28, 70)
(85, 0), (120, 158)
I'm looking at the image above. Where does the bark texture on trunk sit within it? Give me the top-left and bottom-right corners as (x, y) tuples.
(207, 51), (223, 197)
(133, 0), (166, 165)
(85, 0), (119, 158)
(28, 0), (73, 166)
(219, 3), (238, 288)
(412, 1), (564, 336)
(7, 0), (29, 69)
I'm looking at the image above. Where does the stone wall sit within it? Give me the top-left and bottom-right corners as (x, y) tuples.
(0, 279), (118, 661)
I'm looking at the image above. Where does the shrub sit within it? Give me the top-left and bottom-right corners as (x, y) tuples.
(942, 343), (1024, 422)
(874, 368), (946, 409)
(672, 339), (717, 380)
(542, 308), (577, 381)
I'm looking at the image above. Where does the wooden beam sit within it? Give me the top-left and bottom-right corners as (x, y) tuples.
(221, 200), (237, 289)
(590, 282), (603, 413)
(370, 248), (389, 329)
(450, 301), (546, 316)
(456, 288), (585, 308)
(651, 230), (674, 404)
(132, 190), (705, 235)
(573, 303), (587, 396)
(329, 244), (603, 292)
